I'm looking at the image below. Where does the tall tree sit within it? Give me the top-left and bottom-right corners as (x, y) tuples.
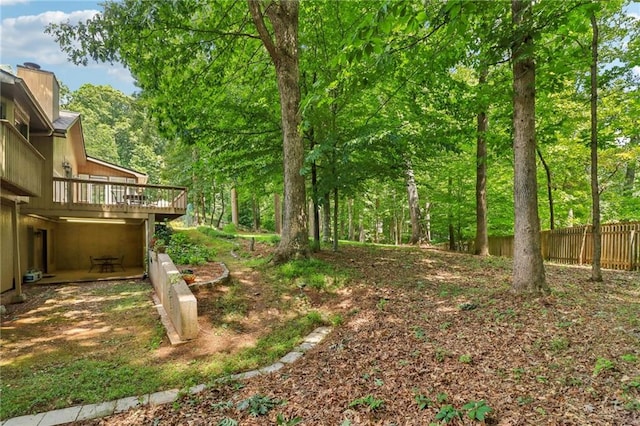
(511, 0), (549, 294)
(248, 0), (309, 262)
(475, 67), (489, 255)
(590, 11), (603, 282)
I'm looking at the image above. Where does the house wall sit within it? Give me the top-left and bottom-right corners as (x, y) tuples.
(1, 202), (13, 293)
(20, 214), (56, 274)
(54, 222), (145, 270)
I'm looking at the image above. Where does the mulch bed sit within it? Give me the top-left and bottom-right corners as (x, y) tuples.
(67, 245), (640, 425)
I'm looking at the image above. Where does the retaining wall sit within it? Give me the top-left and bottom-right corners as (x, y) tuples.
(148, 251), (198, 340)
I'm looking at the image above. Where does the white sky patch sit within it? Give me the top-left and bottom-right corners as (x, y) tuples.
(107, 66), (135, 85)
(1, 10), (99, 66)
(633, 66), (640, 77)
(0, 0), (29, 5)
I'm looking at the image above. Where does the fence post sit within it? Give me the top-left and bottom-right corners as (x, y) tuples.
(578, 226), (588, 266)
(630, 230), (636, 271)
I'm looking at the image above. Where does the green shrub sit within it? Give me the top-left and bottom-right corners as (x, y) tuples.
(222, 223), (237, 234)
(167, 233), (214, 265)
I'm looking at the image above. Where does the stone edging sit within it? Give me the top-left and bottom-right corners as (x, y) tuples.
(188, 261), (230, 290)
(0, 326), (332, 426)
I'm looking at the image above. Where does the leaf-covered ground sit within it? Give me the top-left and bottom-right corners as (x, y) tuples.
(75, 244), (640, 425)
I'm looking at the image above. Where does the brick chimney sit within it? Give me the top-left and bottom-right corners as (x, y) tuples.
(17, 63), (60, 122)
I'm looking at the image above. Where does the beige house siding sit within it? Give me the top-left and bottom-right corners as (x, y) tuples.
(55, 222), (145, 271)
(1, 203), (13, 293)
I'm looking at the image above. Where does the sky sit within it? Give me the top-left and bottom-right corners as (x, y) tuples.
(0, 0), (639, 97)
(0, 0), (137, 94)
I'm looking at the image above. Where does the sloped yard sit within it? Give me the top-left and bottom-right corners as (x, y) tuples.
(70, 242), (639, 425)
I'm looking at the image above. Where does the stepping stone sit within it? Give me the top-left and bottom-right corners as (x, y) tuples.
(280, 351), (303, 364)
(259, 362), (284, 374)
(115, 395), (149, 414)
(149, 389), (179, 405)
(76, 401), (117, 422)
(38, 406), (82, 426)
(2, 413), (45, 426)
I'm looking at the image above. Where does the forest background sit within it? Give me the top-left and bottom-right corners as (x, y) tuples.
(51, 0), (639, 251)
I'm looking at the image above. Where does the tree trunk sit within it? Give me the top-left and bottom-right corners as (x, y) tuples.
(322, 193), (331, 243)
(231, 186), (239, 227)
(511, 0), (549, 295)
(425, 202), (431, 243)
(333, 187), (339, 252)
(248, 0), (308, 263)
(252, 194), (260, 231)
(274, 193), (282, 234)
(310, 131), (320, 251)
(358, 214), (365, 243)
(536, 147), (554, 230)
(405, 160), (422, 244)
(590, 12), (602, 282)
(448, 176), (456, 251)
(475, 67), (490, 256)
(216, 187), (225, 229)
(348, 198), (354, 241)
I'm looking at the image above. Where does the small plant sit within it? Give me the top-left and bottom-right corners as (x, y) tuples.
(276, 413), (302, 425)
(211, 400), (234, 411)
(593, 357), (615, 376)
(459, 354), (472, 364)
(621, 354), (638, 363)
(349, 395), (384, 411)
(549, 337), (569, 352)
(436, 392), (448, 403)
(377, 298), (389, 310)
(217, 418), (238, 426)
(413, 326), (428, 341)
(237, 394), (282, 417)
(462, 400), (492, 421)
(415, 394), (433, 410)
(517, 395), (534, 406)
(439, 321), (452, 330)
(434, 347), (450, 362)
(435, 405), (461, 423)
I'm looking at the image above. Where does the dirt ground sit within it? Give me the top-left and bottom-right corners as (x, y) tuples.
(3, 241), (640, 425)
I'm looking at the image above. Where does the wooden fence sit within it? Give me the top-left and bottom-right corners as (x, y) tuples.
(449, 222), (640, 272)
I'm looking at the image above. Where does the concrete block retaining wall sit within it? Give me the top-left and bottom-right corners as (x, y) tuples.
(148, 251), (198, 340)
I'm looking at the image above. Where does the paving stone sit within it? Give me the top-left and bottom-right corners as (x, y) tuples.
(229, 369), (261, 381)
(2, 413), (45, 426)
(280, 351), (304, 364)
(189, 384), (207, 394)
(259, 362), (284, 374)
(303, 327), (331, 344)
(295, 342), (316, 352)
(114, 395), (149, 414)
(149, 389), (179, 405)
(76, 401), (117, 422)
(38, 406), (82, 426)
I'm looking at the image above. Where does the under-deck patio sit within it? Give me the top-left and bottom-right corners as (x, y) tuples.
(26, 266), (146, 286)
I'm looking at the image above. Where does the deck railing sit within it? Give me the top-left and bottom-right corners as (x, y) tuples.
(52, 177), (187, 213)
(1, 120), (44, 196)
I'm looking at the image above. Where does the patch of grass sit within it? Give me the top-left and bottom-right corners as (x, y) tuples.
(220, 312), (325, 374)
(276, 258), (349, 291)
(549, 337), (569, 352)
(593, 357), (616, 376)
(459, 354), (472, 364)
